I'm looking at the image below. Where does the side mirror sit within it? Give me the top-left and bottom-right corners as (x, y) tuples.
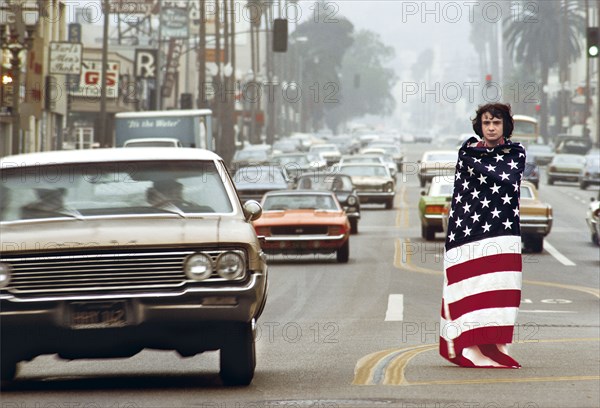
(243, 200), (263, 221)
(420, 190), (426, 196)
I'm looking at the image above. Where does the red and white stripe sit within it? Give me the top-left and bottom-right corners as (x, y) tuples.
(440, 236), (522, 368)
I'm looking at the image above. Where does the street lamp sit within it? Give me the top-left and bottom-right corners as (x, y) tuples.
(0, 10), (37, 155)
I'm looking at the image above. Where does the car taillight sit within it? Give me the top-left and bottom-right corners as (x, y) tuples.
(594, 208), (600, 218)
(549, 166), (556, 172)
(255, 226), (270, 236)
(426, 205), (445, 214)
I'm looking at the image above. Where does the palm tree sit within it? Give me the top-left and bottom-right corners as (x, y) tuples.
(504, 0), (585, 141)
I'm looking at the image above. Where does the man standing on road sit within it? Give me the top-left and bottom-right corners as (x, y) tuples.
(439, 103), (526, 368)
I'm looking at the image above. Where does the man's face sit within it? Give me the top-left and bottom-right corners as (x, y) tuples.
(481, 111), (504, 147)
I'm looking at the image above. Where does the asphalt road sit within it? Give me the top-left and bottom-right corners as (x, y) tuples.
(2, 144), (599, 408)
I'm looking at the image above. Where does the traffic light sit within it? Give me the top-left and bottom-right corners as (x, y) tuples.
(587, 27), (599, 58)
(273, 18), (288, 52)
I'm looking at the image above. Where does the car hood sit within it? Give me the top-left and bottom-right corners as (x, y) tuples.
(351, 176), (392, 186)
(0, 217), (257, 252)
(235, 181), (288, 191)
(254, 210), (347, 226)
(421, 161), (456, 170)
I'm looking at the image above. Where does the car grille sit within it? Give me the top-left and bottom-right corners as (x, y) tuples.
(271, 225), (329, 235)
(355, 185), (384, 192)
(2, 248), (245, 298)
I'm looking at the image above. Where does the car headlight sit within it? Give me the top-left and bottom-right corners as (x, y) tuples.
(385, 182), (395, 192)
(0, 263), (12, 289)
(347, 195), (357, 206)
(184, 253), (214, 281)
(216, 251), (246, 280)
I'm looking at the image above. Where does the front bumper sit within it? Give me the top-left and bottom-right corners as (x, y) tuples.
(547, 171), (580, 181)
(355, 191), (395, 204)
(261, 234), (347, 254)
(1, 272), (267, 361)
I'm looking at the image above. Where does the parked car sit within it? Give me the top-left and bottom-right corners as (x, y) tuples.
(585, 190), (600, 245)
(253, 190), (351, 262)
(524, 162), (540, 189)
(547, 154), (586, 185)
(337, 163), (396, 209)
(417, 150), (458, 188)
(232, 164), (291, 202)
(526, 144), (554, 166)
(123, 137), (183, 147)
(0, 148), (268, 386)
(418, 175), (454, 240)
(579, 155), (600, 190)
(519, 181), (553, 253)
(295, 172), (361, 234)
(442, 181), (552, 253)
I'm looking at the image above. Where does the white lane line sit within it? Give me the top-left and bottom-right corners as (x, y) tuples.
(385, 294), (404, 321)
(544, 240), (576, 266)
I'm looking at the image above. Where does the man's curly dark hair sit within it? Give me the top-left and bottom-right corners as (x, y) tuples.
(471, 103), (514, 139)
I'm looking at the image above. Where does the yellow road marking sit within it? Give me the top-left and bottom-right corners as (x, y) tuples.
(395, 185), (409, 228)
(353, 338), (600, 386)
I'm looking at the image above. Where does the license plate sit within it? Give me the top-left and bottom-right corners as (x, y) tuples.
(70, 301), (129, 329)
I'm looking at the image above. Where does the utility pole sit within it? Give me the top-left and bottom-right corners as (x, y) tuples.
(98, 0), (109, 147)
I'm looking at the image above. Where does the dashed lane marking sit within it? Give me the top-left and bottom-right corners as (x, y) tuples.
(384, 294), (404, 321)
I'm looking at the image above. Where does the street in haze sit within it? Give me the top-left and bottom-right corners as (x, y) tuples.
(3, 144), (598, 408)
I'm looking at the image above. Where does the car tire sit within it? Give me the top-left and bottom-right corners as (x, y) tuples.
(385, 198), (394, 210)
(220, 322), (256, 386)
(350, 219), (358, 234)
(580, 181), (588, 190)
(421, 225), (435, 241)
(419, 178), (426, 188)
(336, 240), (350, 263)
(592, 232), (599, 245)
(547, 177), (554, 185)
(1, 357), (18, 386)
(527, 236), (544, 253)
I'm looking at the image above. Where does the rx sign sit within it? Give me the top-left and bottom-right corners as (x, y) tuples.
(135, 49), (157, 79)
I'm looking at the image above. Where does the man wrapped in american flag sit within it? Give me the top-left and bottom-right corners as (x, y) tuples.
(440, 103), (526, 368)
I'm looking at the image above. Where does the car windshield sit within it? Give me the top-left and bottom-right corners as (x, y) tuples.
(528, 145), (552, 153)
(429, 182), (454, 196)
(554, 155), (585, 164)
(297, 175), (353, 191)
(275, 155), (310, 167)
(520, 186), (534, 199)
(339, 165), (389, 177)
(234, 149), (269, 160)
(263, 194), (338, 211)
(0, 160), (233, 222)
(233, 166), (287, 184)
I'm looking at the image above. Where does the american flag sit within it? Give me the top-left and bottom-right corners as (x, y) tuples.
(440, 136), (526, 368)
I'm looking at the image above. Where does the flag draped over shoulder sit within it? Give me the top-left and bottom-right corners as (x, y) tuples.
(440, 136), (526, 368)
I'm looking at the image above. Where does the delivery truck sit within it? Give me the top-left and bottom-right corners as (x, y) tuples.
(115, 109), (213, 150)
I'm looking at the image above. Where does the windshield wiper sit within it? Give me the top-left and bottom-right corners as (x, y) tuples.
(152, 202), (187, 218)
